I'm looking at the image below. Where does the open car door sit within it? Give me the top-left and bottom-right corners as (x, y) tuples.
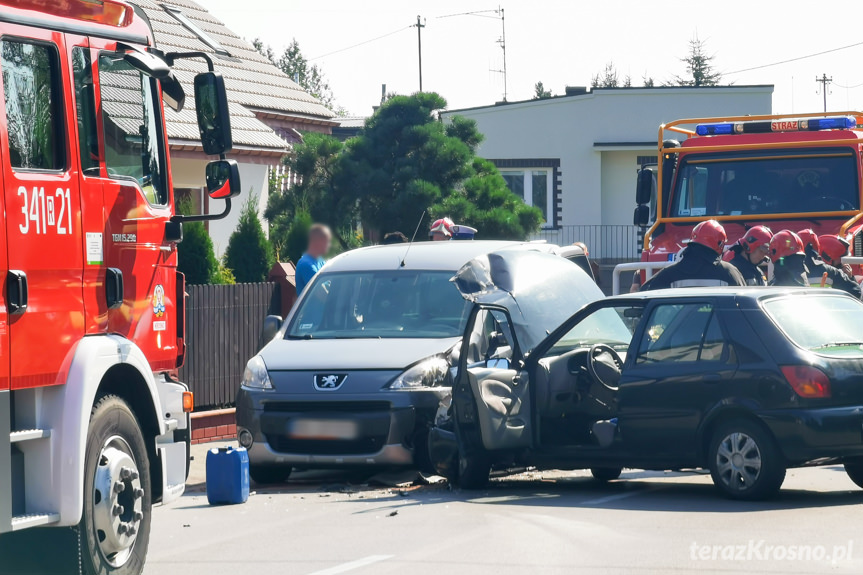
(452, 305), (531, 452)
(436, 249), (605, 484)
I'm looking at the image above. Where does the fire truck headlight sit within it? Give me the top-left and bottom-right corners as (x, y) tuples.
(242, 356), (272, 390)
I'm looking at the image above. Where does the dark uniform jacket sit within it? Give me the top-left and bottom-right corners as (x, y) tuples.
(804, 246), (862, 299)
(770, 254), (809, 287)
(728, 247), (768, 286)
(641, 243), (747, 291)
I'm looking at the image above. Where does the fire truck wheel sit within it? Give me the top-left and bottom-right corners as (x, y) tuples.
(77, 395), (152, 575)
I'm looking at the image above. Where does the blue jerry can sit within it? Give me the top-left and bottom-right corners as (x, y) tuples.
(206, 446), (250, 505)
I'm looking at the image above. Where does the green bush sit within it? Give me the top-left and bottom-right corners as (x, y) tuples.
(224, 191), (275, 283)
(175, 195), (219, 284)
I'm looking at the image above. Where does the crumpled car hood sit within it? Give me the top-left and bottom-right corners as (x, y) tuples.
(452, 249), (604, 352)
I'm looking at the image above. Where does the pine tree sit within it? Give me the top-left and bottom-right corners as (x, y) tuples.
(224, 192), (275, 283)
(175, 196), (218, 284)
(673, 36), (722, 87)
(533, 81), (552, 99)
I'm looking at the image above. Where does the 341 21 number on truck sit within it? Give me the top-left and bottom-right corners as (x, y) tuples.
(0, 1), (241, 574)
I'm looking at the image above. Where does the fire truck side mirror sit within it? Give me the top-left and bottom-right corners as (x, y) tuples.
(635, 169), (653, 205)
(633, 205), (650, 227)
(194, 72), (233, 156)
(206, 159), (241, 200)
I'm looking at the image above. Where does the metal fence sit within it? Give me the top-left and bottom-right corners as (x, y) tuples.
(531, 225), (642, 262)
(179, 282), (281, 409)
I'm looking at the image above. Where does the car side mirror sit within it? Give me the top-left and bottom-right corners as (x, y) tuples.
(194, 71), (232, 156)
(635, 168), (653, 205)
(262, 315), (283, 343)
(633, 204), (650, 227)
(206, 159), (241, 199)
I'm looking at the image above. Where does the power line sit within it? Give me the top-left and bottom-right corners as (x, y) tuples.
(834, 80), (863, 89)
(725, 40), (863, 75)
(309, 25), (411, 61)
(436, 9), (500, 19)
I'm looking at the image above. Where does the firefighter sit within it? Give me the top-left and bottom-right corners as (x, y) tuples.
(814, 234), (862, 298)
(768, 230), (809, 287)
(724, 225), (772, 286)
(641, 220), (746, 290)
(429, 217), (454, 241)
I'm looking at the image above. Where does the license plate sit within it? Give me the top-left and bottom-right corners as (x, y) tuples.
(288, 419), (359, 440)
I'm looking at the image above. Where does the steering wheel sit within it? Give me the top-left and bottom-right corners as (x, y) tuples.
(586, 344), (623, 390)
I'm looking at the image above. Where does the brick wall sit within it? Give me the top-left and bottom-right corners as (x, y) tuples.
(190, 408), (237, 445)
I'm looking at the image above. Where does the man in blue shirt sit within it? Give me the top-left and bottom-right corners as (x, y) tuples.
(295, 224), (332, 295)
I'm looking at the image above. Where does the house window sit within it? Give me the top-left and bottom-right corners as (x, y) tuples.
(500, 168), (553, 225)
(163, 5), (231, 57)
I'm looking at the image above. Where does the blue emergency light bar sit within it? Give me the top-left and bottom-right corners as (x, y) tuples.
(695, 116), (857, 136)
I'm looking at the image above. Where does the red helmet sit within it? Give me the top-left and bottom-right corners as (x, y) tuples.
(429, 217), (454, 238)
(797, 229), (820, 253)
(690, 220), (727, 254)
(819, 235), (850, 265)
(768, 230), (805, 263)
(741, 225), (773, 254)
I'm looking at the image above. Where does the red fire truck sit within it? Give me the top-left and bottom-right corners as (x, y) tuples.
(634, 111), (863, 280)
(0, 1), (240, 573)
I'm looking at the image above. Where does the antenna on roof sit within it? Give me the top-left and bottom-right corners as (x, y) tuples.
(400, 210), (427, 268)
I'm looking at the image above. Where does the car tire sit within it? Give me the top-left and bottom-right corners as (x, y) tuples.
(78, 394), (152, 575)
(249, 465), (292, 485)
(844, 460), (863, 488)
(708, 420), (785, 501)
(456, 452), (490, 490)
(591, 467), (623, 482)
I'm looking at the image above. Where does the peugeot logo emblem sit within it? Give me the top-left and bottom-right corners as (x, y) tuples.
(314, 374), (347, 391)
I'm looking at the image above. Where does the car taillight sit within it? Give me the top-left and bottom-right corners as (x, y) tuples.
(781, 366), (831, 399)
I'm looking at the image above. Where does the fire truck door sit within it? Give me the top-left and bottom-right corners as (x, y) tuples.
(0, 30), (85, 390)
(94, 47), (175, 368)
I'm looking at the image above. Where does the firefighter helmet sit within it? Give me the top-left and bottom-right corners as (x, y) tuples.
(768, 230), (805, 263)
(429, 217), (454, 238)
(797, 229), (820, 253)
(819, 235), (850, 266)
(741, 225), (773, 254)
(690, 220), (727, 254)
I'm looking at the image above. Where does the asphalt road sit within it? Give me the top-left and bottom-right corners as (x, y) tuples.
(146, 461), (863, 575)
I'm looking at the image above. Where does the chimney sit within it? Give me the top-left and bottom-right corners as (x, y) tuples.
(564, 86), (588, 97)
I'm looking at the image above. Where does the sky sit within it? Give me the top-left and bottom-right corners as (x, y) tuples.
(202, 0), (863, 117)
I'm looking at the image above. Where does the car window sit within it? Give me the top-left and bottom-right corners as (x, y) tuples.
(1, 40), (64, 170)
(288, 270), (470, 339)
(548, 305), (640, 356)
(637, 303), (727, 363)
(466, 309), (516, 365)
(762, 294), (863, 357)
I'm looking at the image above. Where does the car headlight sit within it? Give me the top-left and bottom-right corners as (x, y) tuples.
(242, 356), (272, 390)
(389, 356), (450, 390)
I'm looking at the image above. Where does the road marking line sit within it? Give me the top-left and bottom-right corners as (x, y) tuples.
(307, 555), (394, 575)
(581, 485), (667, 506)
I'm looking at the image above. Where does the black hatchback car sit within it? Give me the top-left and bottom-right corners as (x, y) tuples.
(430, 287), (863, 500)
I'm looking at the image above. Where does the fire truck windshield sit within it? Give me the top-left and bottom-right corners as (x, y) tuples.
(669, 147), (860, 219)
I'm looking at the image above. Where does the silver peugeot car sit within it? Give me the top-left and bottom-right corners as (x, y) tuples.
(235, 241), (601, 483)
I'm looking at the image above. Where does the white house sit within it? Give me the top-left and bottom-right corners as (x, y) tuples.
(442, 85), (773, 259)
(137, 0), (337, 255)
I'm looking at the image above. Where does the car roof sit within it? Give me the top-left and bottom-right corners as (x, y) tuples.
(609, 286), (858, 302)
(322, 240), (532, 273)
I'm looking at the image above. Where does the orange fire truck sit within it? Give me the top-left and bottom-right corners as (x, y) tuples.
(633, 111), (863, 282)
(0, 1), (240, 573)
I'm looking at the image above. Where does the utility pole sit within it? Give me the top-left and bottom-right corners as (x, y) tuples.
(413, 15), (425, 91)
(816, 73), (832, 112)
